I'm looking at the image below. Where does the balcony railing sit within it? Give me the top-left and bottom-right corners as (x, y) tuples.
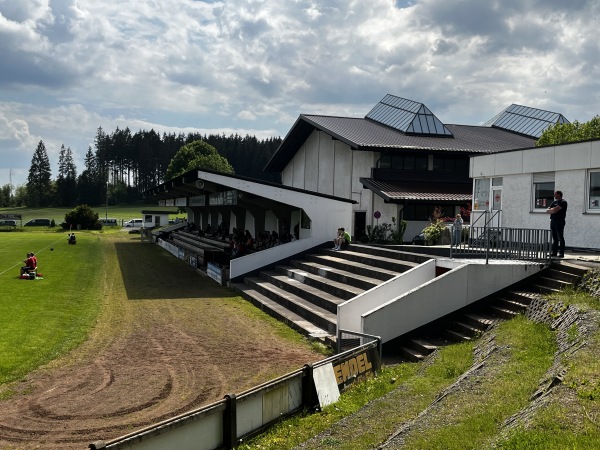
(450, 210), (552, 263)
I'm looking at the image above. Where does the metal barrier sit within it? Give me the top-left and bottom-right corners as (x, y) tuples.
(451, 225), (552, 262)
(89, 338), (381, 450)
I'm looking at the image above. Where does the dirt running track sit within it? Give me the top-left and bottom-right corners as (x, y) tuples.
(0, 235), (322, 449)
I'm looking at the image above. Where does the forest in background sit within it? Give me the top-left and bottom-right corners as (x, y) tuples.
(0, 127), (282, 208)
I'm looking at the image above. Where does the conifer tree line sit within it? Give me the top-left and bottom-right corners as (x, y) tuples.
(0, 127), (282, 208)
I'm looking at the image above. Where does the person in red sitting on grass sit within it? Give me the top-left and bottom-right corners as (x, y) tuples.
(20, 252), (36, 276)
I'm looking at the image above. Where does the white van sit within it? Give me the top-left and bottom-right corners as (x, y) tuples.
(124, 218), (143, 228)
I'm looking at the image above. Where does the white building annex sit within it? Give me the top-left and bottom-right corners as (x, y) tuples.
(470, 138), (600, 250)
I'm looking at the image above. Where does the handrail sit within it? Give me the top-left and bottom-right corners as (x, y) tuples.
(451, 224), (552, 263)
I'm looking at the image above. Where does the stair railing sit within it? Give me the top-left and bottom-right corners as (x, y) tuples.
(450, 210), (552, 263)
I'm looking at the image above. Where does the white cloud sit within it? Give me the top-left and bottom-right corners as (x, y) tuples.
(0, 0), (598, 187)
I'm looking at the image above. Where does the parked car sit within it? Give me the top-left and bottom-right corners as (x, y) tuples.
(24, 218), (52, 227)
(0, 219), (17, 227)
(124, 218), (143, 227)
(100, 218), (118, 226)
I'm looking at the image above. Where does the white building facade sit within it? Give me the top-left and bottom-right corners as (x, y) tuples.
(470, 139), (600, 249)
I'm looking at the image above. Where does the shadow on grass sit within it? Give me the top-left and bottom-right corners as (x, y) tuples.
(114, 240), (238, 301)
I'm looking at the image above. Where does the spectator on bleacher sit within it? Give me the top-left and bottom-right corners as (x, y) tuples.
(244, 230), (254, 251)
(270, 230), (280, 247)
(201, 223), (211, 236)
(255, 231), (269, 250)
(231, 237), (246, 258)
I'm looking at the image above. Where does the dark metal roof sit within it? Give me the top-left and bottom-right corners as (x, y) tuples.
(366, 94), (453, 136)
(484, 104), (569, 138)
(144, 167), (356, 204)
(360, 178), (472, 203)
(265, 114), (536, 172)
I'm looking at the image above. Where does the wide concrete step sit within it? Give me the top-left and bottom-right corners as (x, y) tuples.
(230, 282), (334, 343)
(551, 260), (590, 278)
(259, 271), (345, 313)
(304, 253), (399, 281)
(289, 259), (381, 291)
(535, 275), (573, 291)
(546, 267), (582, 284)
(275, 265), (365, 301)
(343, 244), (432, 265)
(243, 277), (337, 335)
(321, 248), (419, 273)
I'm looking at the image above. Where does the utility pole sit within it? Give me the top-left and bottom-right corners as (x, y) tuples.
(106, 180), (109, 220)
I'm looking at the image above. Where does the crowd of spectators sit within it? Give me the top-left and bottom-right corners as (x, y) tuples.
(182, 221), (299, 259)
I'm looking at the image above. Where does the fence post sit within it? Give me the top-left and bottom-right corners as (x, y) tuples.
(223, 393), (237, 449)
(302, 364), (315, 410)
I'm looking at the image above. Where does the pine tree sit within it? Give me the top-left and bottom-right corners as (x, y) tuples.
(26, 140), (52, 207)
(56, 145), (78, 206)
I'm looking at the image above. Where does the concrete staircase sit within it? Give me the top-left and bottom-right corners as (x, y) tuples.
(230, 244), (432, 346)
(394, 260), (590, 362)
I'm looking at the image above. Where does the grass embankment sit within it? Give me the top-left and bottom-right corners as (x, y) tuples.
(0, 232), (105, 394)
(242, 284), (600, 449)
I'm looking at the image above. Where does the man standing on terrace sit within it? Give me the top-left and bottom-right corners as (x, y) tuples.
(546, 190), (568, 258)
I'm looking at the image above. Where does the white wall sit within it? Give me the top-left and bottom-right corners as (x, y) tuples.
(337, 260), (436, 332)
(362, 260), (545, 342)
(471, 140), (600, 249)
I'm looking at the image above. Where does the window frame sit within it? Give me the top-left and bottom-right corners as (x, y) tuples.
(588, 169), (600, 212)
(532, 172), (555, 210)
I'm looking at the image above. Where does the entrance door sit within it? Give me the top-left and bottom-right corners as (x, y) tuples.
(354, 211), (366, 242)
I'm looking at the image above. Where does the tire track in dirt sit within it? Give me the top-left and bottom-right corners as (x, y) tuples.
(0, 235), (321, 449)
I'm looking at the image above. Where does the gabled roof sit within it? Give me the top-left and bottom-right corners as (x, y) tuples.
(484, 104), (569, 138)
(265, 114), (536, 172)
(360, 178), (472, 203)
(265, 95), (568, 173)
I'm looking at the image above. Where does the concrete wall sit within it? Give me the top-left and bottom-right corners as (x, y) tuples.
(337, 260), (437, 333)
(362, 260), (545, 343)
(471, 140), (600, 248)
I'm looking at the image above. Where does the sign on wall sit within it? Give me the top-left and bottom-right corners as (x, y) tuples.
(175, 197), (187, 207)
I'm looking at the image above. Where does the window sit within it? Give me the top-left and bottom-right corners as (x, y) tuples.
(378, 154), (427, 170)
(533, 172), (555, 209)
(474, 178), (490, 210)
(589, 170), (600, 210)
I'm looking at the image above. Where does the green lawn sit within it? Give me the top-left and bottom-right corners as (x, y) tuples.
(0, 231), (105, 386)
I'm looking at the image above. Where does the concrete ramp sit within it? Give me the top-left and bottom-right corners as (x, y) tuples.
(338, 259), (547, 343)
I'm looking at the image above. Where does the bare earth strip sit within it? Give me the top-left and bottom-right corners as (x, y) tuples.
(0, 234), (321, 450)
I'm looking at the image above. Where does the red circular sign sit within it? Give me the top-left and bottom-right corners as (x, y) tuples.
(374, 211), (381, 219)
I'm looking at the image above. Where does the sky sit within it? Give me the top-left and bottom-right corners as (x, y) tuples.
(1, 0), (599, 188)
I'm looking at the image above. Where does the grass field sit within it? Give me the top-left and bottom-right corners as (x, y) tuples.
(0, 231), (105, 387)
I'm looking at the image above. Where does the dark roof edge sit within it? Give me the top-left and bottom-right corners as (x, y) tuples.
(145, 167), (357, 204)
(472, 136), (600, 157)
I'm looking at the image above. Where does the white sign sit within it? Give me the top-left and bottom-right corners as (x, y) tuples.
(313, 363), (340, 408)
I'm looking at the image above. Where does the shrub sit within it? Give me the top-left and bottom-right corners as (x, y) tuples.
(62, 204), (102, 230)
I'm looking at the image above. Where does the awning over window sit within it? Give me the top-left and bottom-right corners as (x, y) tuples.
(360, 178), (472, 203)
